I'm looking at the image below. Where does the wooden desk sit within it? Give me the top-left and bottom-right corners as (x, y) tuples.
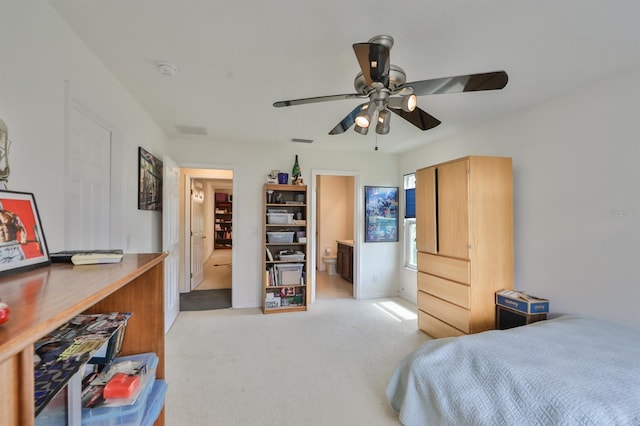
(0, 253), (166, 426)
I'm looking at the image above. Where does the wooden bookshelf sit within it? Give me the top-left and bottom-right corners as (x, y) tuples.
(214, 194), (233, 249)
(0, 253), (166, 425)
(263, 184), (308, 313)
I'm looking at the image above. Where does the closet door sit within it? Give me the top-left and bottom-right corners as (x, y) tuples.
(437, 159), (469, 259)
(415, 166), (437, 254)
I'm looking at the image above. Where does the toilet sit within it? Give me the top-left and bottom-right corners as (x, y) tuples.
(322, 248), (337, 276)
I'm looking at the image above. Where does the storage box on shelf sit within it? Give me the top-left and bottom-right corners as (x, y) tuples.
(263, 184), (309, 314)
(81, 352), (160, 426)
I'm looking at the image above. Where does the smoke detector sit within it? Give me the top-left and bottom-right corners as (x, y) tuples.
(157, 62), (178, 76)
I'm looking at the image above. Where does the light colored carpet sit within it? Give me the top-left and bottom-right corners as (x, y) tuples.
(165, 273), (430, 426)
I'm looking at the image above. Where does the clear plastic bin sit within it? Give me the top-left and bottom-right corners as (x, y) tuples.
(81, 352), (158, 426)
(267, 232), (295, 243)
(275, 263), (304, 285)
(266, 213), (294, 224)
(278, 251), (305, 261)
(140, 380), (167, 426)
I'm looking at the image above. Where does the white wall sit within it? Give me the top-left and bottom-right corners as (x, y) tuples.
(169, 141), (402, 307)
(0, 2), (169, 253)
(400, 63), (640, 328)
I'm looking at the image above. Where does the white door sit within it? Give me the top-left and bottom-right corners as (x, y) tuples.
(162, 155), (180, 333)
(190, 181), (205, 290)
(64, 105), (111, 249)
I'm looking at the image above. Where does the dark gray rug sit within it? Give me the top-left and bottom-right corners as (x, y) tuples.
(180, 288), (231, 311)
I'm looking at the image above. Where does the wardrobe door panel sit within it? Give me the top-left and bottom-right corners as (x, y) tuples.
(415, 166), (437, 254)
(437, 160), (469, 259)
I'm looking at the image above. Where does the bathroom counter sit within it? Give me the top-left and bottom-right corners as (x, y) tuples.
(336, 241), (354, 283)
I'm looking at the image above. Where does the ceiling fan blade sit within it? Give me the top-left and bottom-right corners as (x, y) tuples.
(353, 42), (390, 87)
(329, 103), (367, 135)
(406, 71), (508, 96)
(274, 93), (363, 107)
(390, 107), (441, 131)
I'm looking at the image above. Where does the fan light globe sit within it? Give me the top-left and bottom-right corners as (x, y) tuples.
(355, 102), (376, 128)
(355, 115), (370, 127)
(406, 94), (417, 112)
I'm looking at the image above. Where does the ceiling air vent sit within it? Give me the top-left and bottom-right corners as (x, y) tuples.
(175, 125), (208, 136)
(291, 138), (313, 144)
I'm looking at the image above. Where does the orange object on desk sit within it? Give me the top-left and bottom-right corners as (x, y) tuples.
(103, 373), (140, 399)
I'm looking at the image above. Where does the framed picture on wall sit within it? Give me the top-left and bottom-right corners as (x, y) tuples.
(364, 186), (399, 243)
(0, 190), (50, 276)
(138, 147), (163, 211)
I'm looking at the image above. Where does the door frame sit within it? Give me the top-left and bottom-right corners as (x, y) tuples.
(310, 169), (361, 303)
(182, 165), (236, 305)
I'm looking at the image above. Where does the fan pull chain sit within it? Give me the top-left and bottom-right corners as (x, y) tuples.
(374, 132), (379, 151)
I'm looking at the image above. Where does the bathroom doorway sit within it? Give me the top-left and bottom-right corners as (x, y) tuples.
(314, 173), (357, 301)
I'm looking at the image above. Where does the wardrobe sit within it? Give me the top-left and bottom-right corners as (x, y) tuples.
(416, 156), (514, 338)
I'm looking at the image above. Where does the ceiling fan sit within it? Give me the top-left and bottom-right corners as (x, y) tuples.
(273, 35), (508, 136)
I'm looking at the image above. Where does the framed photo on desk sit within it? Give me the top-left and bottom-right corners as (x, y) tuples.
(0, 190), (50, 275)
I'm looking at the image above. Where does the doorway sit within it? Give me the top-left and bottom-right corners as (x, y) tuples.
(311, 171), (359, 302)
(180, 168), (235, 311)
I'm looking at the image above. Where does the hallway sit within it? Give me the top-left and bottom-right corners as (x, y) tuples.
(195, 249), (232, 290)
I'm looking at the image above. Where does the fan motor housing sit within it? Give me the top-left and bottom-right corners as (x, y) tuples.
(354, 65), (407, 95)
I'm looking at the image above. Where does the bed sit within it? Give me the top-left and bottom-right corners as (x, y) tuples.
(387, 315), (640, 425)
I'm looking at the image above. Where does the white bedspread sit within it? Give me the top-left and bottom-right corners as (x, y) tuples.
(387, 315), (640, 425)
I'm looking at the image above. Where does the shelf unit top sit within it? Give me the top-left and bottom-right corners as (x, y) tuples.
(264, 184), (306, 191)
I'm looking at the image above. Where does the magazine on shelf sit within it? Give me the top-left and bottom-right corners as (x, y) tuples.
(33, 312), (132, 415)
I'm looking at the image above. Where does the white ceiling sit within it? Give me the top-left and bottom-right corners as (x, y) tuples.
(49, 0), (640, 154)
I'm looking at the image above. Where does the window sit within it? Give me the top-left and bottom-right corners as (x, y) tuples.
(404, 174), (417, 269)
(404, 218), (417, 269)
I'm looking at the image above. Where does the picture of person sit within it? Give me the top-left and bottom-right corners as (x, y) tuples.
(0, 191), (50, 275)
(34, 339), (65, 366)
(0, 201), (28, 263)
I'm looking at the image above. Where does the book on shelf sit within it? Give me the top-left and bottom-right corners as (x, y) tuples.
(50, 249), (123, 264)
(71, 253), (124, 265)
(266, 247), (274, 262)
